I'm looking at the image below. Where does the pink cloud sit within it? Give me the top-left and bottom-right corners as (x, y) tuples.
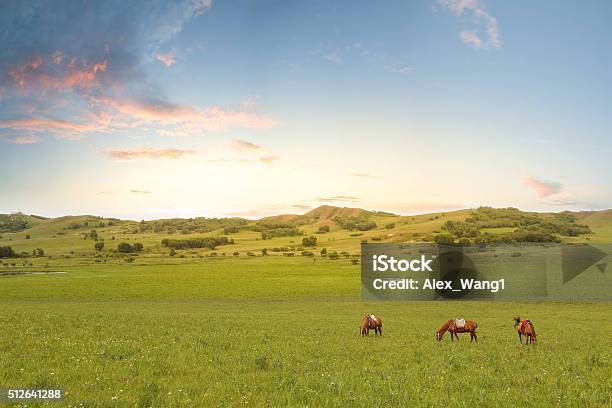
(258, 156), (280, 164)
(232, 139), (264, 151)
(0, 117), (106, 140)
(155, 51), (176, 67)
(11, 135), (43, 144)
(522, 175), (562, 198)
(7, 54), (108, 91)
(102, 147), (196, 161)
(91, 96), (278, 133)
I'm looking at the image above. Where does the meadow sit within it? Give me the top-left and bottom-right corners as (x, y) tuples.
(1, 207), (611, 406)
(0, 257), (610, 407)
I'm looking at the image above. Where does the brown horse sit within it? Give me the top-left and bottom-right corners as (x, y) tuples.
(435, 319), (478, 342)
(360, 314), (383, 337)
(514, 317), (537, 344)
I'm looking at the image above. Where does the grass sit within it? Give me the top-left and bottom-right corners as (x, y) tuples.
(0, 257), (610, 407)
(1, 209), (611, 406)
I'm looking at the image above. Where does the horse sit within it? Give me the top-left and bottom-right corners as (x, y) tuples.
(514, 316), (537, 344)
(360, 314), (383, 337)
(435, 319), (478, 342)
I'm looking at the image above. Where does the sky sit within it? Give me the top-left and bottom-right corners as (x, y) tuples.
(0, 0), (610, 220)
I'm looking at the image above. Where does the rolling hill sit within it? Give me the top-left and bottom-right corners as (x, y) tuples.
(1, 206), (611, 265)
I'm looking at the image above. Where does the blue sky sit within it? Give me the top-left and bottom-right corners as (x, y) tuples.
(0, 0), (610, 219)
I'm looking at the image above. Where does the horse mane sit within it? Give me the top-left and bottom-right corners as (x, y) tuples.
(437, 319), (452, 333)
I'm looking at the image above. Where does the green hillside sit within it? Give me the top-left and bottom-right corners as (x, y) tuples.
(0, 206), (610, 266)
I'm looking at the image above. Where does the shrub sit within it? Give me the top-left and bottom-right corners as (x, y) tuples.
(434, 234), (455, 245)
(317, 225), (330, 234)
(302, 236), (317, 247)
(0, 246), (15, 258)
(94, 241), (105, 251)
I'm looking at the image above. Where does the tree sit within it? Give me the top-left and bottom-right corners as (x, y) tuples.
(132, 243), (144, 252)
(320, 248), (327, 256)
(33, 248), (44, 257)
(94, 241), (105, 251)
(25, 234), (31, 239)
(385, 223), (395, 229)
(434, 234), (455, 245)
(117, 242), (133, 253)
(233, 251), (239, 257)
(261, 248), (268, 256)
(0, 246), (15, 258)
(317, 225), (330, 234)
(169, 248), (176, 256)
(302, 236), (317, 247)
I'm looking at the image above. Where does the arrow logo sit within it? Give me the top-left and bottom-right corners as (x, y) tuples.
(561, 244), (608, 284)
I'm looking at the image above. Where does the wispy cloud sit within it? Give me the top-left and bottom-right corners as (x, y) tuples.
(522, 175), (562, 198)
(103, 147), (196, 161)
(459, 31), (483, 48)
(205, 155), (280, 165)
(439, 0), (501, 49)
(231, 139), (264, 151)
(316, 195), (360, 203)
(129, 189), (152, 194)
(258, 156), (280, 164)
(384, 64), (413, 76)
(155, 51), (176, 67)
(351, 172), (382, 179)
(0, 117), (108, 140)
(3, 135), (43, 144)
(323, 51), (342, 64)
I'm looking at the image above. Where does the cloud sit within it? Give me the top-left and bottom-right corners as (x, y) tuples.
(0, 1), (277, 141)
(316, 195), (360, 203)
(4, 135), (43, 144)
(0, 117), (108, 140)
(323, 52), (342, 64)
(258, 156), (280, 164)
(155, 51), (176, 67)
(459, 31), (483, 48)
(129, 189), (152, 194)
(522, 175), (562, 198)
(351, 172), (382, 179)
(541, 196), (579, 207)
(91, 96), (278, 133)
(103, 147), (196, 161)
(384, 64), (413, 76)
(439, 0), (501, 49)
(231, 139), (264, 152)
(205, 155), (281, 165)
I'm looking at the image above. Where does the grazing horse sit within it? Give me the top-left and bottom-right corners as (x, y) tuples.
(514, 317), (537, 344)
(360, 314), (383, 337)
(435, 319), (478, 342)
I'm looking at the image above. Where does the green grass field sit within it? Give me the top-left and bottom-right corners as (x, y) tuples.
(1, 208), (611, 406)
(1, 257), (610, 407)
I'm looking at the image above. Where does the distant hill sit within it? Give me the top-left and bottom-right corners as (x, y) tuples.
(1, 206), (611, 259)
